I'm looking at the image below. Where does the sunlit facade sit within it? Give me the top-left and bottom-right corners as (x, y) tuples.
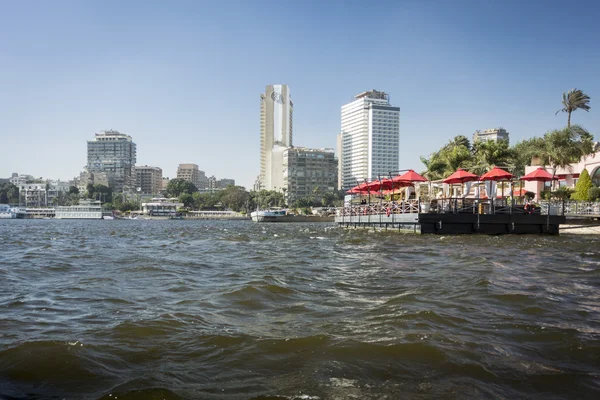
(338, 90), (399, 190)
(259, 84), (293, 192)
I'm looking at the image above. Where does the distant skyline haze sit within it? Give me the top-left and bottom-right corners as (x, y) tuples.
(1, 0), (599, 188)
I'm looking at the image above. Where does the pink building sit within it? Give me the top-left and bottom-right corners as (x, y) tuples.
(523, 151), (600, 200)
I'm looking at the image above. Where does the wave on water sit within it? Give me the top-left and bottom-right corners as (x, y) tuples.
(1, 220), (599, 399)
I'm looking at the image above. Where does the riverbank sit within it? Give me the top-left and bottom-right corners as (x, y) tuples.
(561, 223), (600, 234)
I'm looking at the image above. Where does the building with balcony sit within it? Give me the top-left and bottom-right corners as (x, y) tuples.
(283, 147), (338, 203)
(19, 179), (70, 207)
(87, 130), (137, 193)
(135, 166), (163, 195)
(473, 128), (510, 144)
(176, 164), (207, 190)
(338, 90), (400, 190)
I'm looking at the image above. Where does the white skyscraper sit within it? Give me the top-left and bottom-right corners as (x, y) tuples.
(259, 84), (293, 191)
(338, 90), (400, 190)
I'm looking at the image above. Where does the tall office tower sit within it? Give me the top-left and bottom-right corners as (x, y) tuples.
(338, 90), (400, 190)
(87, 130), (137, 193)
(176, 163), (201, 189)
(135, 166), (163, 195)
(259, 84), (293, 191)
(283, 147), (338, 204)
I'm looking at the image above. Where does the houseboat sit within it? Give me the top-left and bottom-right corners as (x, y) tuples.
(55, 200), (103, 219)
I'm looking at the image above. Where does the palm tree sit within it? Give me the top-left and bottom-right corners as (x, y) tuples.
(532, 125), (595, 189)
(556, 89), (591, 127)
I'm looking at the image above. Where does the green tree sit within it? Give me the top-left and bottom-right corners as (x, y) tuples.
(556, 89), (591, 128)
(511, 137), (546, 176)
(469, 140), (514, 175)
(531, 125), (595, 189)
(571, 168), (593, 201)
(166, 179), (198, 197)
(220, 186), (249, 211)
(292, 197), (312, 209)
(322, 192), (338, 207)
(193, 192), (221, 210)
(87, 184), (113, 203)
(420, 135), (472, 180)
(179, 193), (194, 208)
(0, 183), (19, 204)
(69, 186), (79, 195)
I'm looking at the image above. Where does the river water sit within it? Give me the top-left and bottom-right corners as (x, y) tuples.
(1, 220), (599, 399)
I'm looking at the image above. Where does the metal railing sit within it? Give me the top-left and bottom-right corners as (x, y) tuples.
(338, 199), (600, 218)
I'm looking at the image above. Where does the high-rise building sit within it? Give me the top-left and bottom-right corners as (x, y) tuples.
(259, 84), (293, 192)
(338, 90), (400, 190)
(473, 128), (510, 144)
(218, 178), (235, 188)
(176, 164), (201, 189)
(283, 147), (338, 203)
(135, 166), (163, 195)
(87, 130), (137, 193)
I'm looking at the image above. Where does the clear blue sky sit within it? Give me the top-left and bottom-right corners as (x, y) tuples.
(1, 0), (599, 189)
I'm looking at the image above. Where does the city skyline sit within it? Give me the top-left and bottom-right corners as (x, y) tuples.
(1, 1), (599, 189)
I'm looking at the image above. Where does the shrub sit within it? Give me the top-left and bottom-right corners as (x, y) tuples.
(571, 169), (593, 201)
(588, 187), (600, 201)
(551, 187), (574, 200)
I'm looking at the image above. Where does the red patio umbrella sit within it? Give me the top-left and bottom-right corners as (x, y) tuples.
(366, 178), (394, 192)
(442, 168), (479, 184)
(519, 168), (554, 182)
(346, 182), (370, 194)
(480, 166), (514, 181)
(394, 169), (428, 183)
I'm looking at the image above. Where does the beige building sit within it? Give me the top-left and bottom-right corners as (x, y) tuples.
(135, 166), (163, 195)
(473, 128), (510, 144)
(176, 163), (208, 190)
(283, 147), (338, 203)
(259, 84), (293, 192)
(162, 177), (170, 192)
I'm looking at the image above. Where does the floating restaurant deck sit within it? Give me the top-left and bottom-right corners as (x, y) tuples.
(335, 199), (567, 235)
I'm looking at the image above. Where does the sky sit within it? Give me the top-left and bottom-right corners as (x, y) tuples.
(1, 0), (600, 189)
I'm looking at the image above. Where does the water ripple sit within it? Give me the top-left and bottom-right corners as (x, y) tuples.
(0, 219), (599, 399)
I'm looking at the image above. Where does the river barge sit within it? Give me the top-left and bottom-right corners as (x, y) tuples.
(335, 198), (566, 235)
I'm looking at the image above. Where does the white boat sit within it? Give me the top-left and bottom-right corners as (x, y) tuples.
(250, 208), (287, 222)
(0, 204), (26, 219)
(55, 200), (103, 219)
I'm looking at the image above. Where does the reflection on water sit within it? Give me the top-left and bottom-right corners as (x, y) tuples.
(1, 220), (599, 399)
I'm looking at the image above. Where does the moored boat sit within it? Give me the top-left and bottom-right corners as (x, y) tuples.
(250, 208), (287, 222)
(0, 204), (27, 219)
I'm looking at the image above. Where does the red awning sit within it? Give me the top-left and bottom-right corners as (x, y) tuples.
(442, 168), (479, 184)
(519, 168), (554, 182)
(480, 166), (513, 181)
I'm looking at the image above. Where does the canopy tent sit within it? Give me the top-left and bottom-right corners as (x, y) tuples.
(479, 167), (514, 200)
